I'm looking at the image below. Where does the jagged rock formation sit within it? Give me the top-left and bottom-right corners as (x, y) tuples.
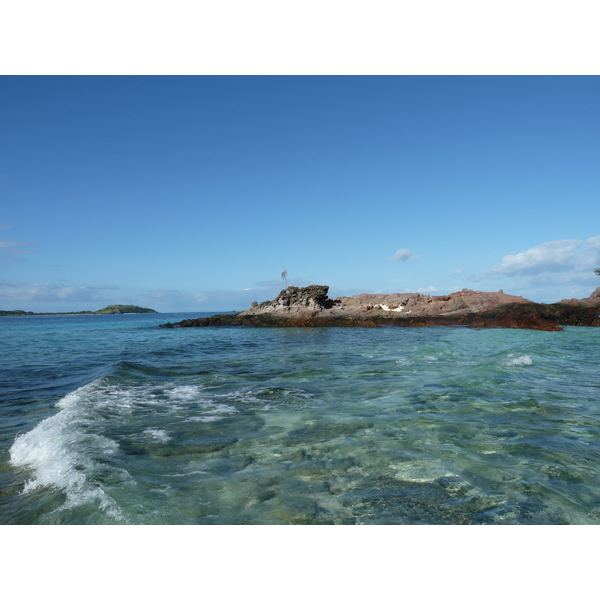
(160, 285), (600, 331)
(248, 285), (332, 313)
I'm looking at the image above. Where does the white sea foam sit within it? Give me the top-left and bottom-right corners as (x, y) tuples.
(504, 354), (533, 366)
(143, 429), (171, 443)
(188, 415), (223, 423)
(423, 355), (438, 362)
(167, 385), (203, 401)
(9, 377), (312, 520)
(166, 469), (210, 478)
(395, 358), (414, 366)
(165, 384), (239, 418)
(10, 380), (126, 520)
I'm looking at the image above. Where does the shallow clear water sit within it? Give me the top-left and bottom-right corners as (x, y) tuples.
(1, 313), (600, 524)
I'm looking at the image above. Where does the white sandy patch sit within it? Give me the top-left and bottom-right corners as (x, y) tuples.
(377, 304), (410, 313)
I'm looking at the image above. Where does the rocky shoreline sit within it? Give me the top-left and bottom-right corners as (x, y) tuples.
(160, 285), (600, 331)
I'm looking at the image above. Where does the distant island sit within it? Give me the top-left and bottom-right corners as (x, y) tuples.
(0, 305), (158, 317)
(161, 285), (600, 331)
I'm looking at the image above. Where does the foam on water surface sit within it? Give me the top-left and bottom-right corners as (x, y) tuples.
(4, 317), (600, 524)
(6, 370), (319, 522)
(503, 354), (533, 366)
(10, 381), (126, 521)
(143, 429), (171, 443)
(9, 377), (223, 519)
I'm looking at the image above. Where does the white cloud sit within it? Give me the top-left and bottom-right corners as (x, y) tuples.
(485, 239), (584, 278)
(484, 237), (600, 280)
(390, 248), (417, 262)
(587, 235), (600, 251)
(0, 241), (25, 248)
(469, 236), (600, 302)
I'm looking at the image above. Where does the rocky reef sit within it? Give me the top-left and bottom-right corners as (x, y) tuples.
(160, 285), (600, 331)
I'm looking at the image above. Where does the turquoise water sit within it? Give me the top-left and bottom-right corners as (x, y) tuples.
(1, 313), (600, 524)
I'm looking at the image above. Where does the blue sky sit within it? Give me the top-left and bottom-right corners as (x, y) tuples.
(1, 76), (599, 312)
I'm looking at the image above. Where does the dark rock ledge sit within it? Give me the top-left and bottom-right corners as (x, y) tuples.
(160, 285), (600, 331)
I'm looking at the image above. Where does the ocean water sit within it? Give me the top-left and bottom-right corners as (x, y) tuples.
(1, 312), (600, 525)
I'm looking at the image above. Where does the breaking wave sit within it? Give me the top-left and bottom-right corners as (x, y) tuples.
(10, 380), (126, 521)
(8, 367), (315, 520)
(503, 354), (533, 367)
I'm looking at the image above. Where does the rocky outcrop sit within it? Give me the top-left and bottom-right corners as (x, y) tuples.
(463, 300), (600, 330)
(247, 285), (332, 313)
(239, 286), (532, 319)
(559, 286), (600, 307)
(160, 285), (600, 331)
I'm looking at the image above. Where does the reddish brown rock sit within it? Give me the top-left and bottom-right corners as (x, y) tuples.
(240, 287), (532, 319)
(560, 286), (600, 307)
(160, 285), (600, 331)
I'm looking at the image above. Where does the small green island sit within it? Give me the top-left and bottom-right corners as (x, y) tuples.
(0, 305), (158, 316)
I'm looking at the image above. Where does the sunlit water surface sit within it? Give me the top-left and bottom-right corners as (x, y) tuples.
(1, 313), (599, 524)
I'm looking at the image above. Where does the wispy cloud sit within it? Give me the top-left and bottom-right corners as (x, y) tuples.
(389, 248), (417, 262)
(0, 240), (33, 258)
(140, 277), (319, 311)
(142, 289), (205, 306)
(140, 287), (268, 312)
(404, 285), (438, 294)
(0, 276), (318, 313)
(0, 241), (26, 248)
(254, 277), (312, 289)
(0, 284), (118, 303)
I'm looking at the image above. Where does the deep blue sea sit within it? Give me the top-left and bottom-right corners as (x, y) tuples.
(1, 312), (600, 524)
